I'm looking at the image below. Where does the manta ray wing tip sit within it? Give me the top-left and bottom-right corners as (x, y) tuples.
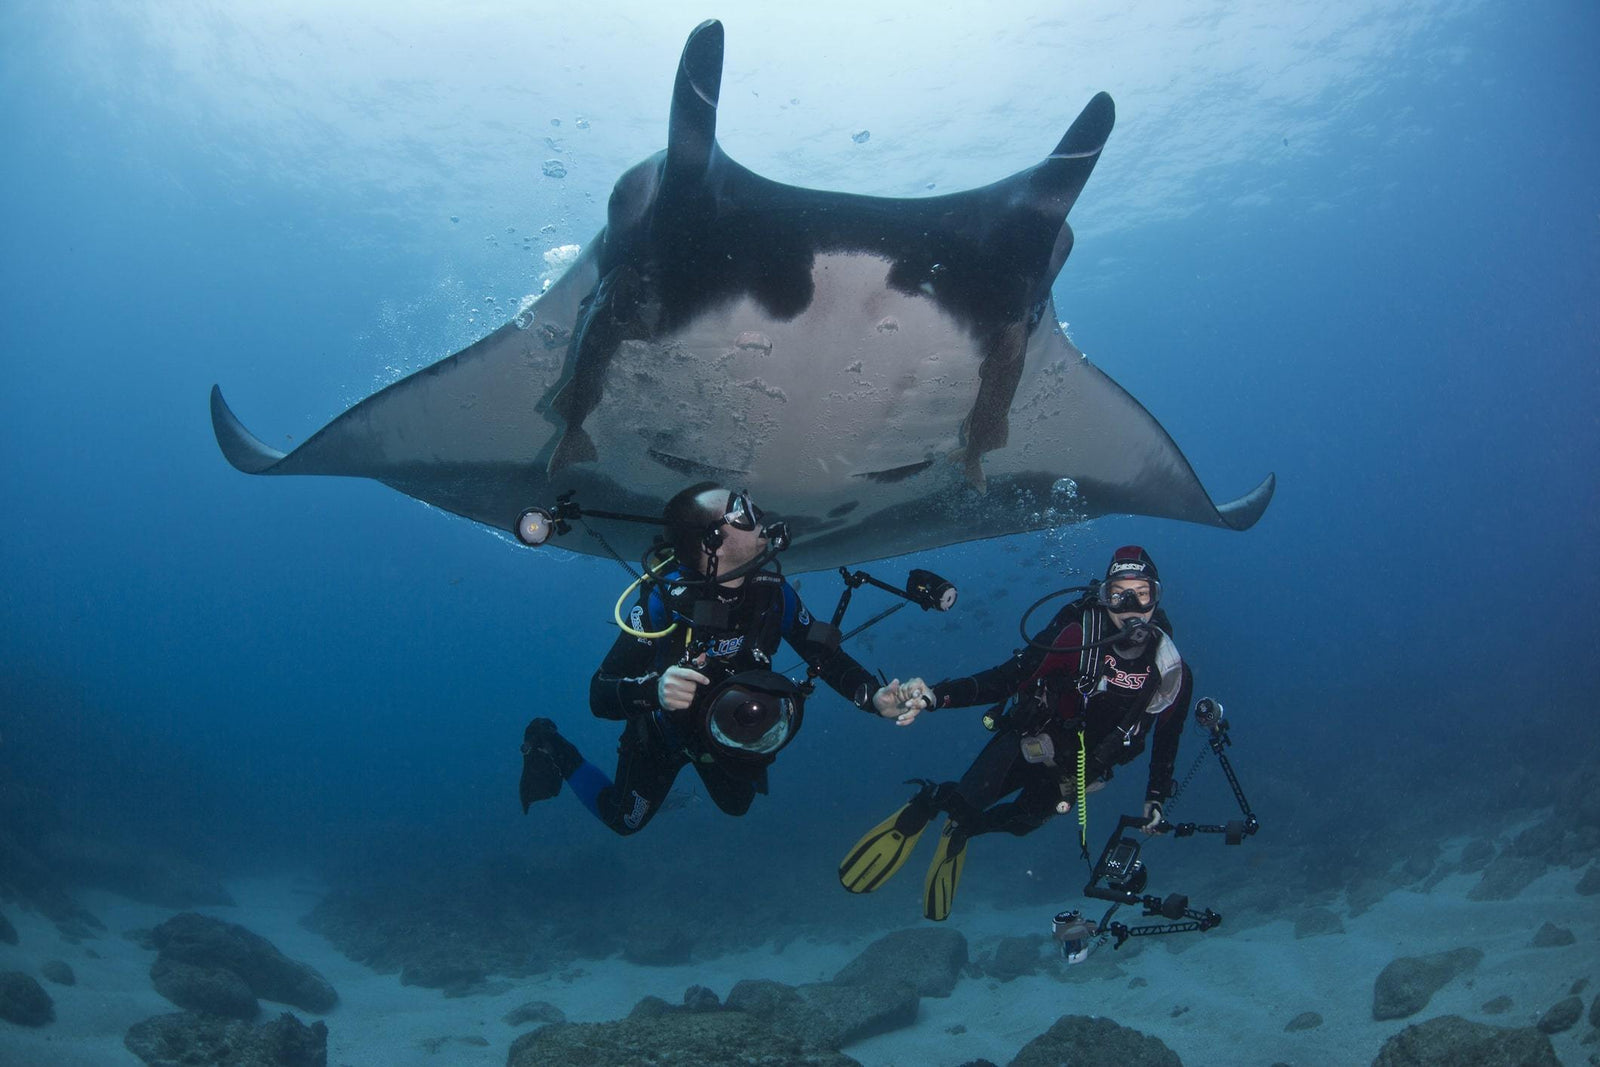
(209, 385), (287, 475)
(1215, 471), (1276, 531)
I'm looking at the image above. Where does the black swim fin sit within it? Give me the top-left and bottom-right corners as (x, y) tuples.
(519, 718), (580, 812)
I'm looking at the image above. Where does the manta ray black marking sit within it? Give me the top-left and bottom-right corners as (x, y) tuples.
(210, 19), (1273, 572)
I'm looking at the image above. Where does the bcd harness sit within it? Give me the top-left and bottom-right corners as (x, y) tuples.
(1001, 598), (1166, 857)
(647, 571), (801, 766)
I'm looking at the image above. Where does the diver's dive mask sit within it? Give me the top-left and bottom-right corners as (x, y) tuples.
(721, 490), (763, 531)
(1100, 580), (1160, 615)
(717, 490), (790, 552)
(701, 670), (805, 760)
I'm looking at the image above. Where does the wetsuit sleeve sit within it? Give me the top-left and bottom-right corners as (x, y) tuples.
(927, 609), (1073, 710)
(1144, 637), (1192, 802)
(589, 590), (671, 720)
(780, 583), (879, 712)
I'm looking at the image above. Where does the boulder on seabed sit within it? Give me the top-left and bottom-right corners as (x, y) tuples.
(0, 970), (54, 1027)
(151, 912), (337, 1014)
(123, 1010), (328, 1067)
(832, 927), (968, 997)
(1372, 947), (1482, 1020)
(1007, 1014), (1182, 1067)
(1370, 1013), (1558, 1066)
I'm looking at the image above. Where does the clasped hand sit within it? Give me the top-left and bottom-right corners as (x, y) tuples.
(657, 665), (931, 727)
(873, 677), (931, 727)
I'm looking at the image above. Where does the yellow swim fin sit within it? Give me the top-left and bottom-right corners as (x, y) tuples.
(922, 821), (968, 921)
(839, 783), (939, 893)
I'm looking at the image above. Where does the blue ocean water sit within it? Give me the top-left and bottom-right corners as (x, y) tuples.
(1, 0), (1596, 1060)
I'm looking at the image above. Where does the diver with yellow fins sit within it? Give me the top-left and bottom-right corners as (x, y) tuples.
(840, 546), (1192, 921)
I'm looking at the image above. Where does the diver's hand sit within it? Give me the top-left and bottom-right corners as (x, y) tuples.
(873, 677), (931, 727)
(658, 666), (711, 712)
(1140, 800), (1167, 836)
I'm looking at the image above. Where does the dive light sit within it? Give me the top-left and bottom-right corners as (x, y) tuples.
(515, 506), (560, 546)
(906, 568), (958, 612)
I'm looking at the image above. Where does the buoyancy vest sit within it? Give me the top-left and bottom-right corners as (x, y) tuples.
(645, 570), (791, 673)
(1023, 599), (1172, 768)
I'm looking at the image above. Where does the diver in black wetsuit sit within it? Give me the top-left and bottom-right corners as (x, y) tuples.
(520, 482), (927, 836)
(839, 546), (1192, 920)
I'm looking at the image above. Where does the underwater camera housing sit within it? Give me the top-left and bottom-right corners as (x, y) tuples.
(1073, 814), (1224, 953)
(689, 663), (806, 762)
(1097, 837), (1148, 896)
(1052, 695), (1259, 955)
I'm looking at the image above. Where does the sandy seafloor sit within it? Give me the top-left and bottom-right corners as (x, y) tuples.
(2, 838), (1596, 1067)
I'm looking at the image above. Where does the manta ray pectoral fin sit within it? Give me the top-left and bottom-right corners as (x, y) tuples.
(210, 385), (286, 475)
(1213, 472), (1276, 531)
(665, 19), (723, 192)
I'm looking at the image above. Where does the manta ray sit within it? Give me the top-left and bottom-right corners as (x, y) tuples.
(210, 19), (1273, 573)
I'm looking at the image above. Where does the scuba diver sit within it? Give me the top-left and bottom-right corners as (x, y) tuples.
(520, 482), (929, 836)
(839, 546), (1192, 920)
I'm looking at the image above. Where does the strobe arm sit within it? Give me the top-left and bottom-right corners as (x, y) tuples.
(1167, 815), (1261, 846)
(812, 566), (959, 651)
(1104, 907), (1223, 949)
(834, 566), (957, 623)
(514, 491), (666, 546)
